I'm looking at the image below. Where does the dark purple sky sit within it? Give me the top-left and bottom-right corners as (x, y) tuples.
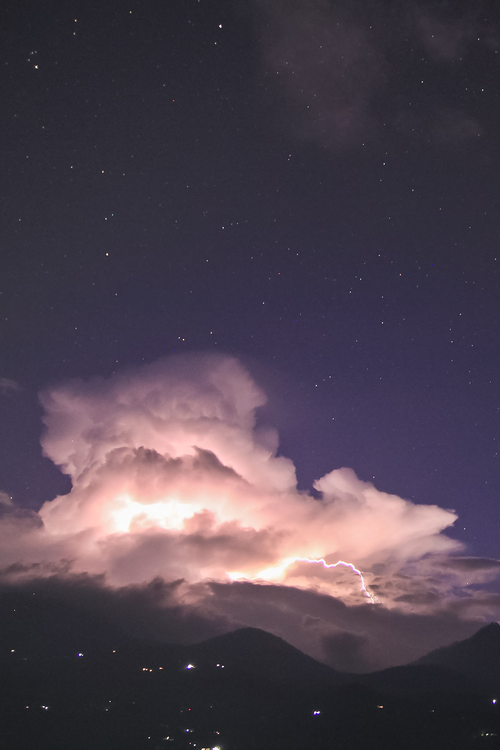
(1, 1), (499, 574)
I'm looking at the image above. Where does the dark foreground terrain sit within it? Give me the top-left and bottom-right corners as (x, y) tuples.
(0, 584), (499, 750)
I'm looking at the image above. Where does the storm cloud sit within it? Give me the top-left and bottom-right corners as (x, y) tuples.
(0, 354), (498, 671)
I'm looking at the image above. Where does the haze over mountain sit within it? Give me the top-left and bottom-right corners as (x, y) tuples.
(180, 622), (500, 696)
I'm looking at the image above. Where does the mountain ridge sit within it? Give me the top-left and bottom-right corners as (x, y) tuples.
(414, 620), (500, 688)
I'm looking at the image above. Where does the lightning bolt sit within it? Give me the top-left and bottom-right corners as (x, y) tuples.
(292, 557), (378, 604)
(229, 557), (379, 604)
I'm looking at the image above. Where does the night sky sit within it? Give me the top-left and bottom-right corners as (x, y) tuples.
(1, 0), (500, 670)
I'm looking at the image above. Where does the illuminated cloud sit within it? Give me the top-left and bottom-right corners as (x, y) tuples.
(29, 354), (461, 594)
(0, 353), (499, 671)
(0, 491), (13, 508)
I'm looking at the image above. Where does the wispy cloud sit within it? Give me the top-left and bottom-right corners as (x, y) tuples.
(0, 378), (21, 396)
(251, 0), (496, 153)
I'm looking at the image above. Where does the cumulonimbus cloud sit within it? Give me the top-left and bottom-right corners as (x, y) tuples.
(29, 354), (461, 590)
(0, 353), (498, 671)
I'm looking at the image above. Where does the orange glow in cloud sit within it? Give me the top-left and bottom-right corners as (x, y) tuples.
(111, 495), (204, 533)
(230, 557), (379, 603)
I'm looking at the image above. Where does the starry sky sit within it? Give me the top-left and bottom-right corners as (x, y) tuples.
(1, 0), (500, 668)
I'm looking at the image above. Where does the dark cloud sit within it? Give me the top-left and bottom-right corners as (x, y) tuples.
(254, 0), (386, 150)
(203, 578), (490, 671)
(416, 13), (469, 61)
(433, 108), (483, 146)
(441, 557), (500, 572)
(0, 561), (496, 673)
(0, 573), (228, 655)
(414, 4), (500, 62)
(251, 0), (495, 152)
(393, 107), (484, 150)
(394, 591), (441, 605)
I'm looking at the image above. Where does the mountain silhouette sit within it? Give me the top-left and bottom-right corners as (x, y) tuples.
(414, 621), (500, 688)
(2, 603), (500, 749)
(186, 626), (346, 688)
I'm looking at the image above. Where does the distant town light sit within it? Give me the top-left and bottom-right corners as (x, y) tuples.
(186, 663), (195, 670)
